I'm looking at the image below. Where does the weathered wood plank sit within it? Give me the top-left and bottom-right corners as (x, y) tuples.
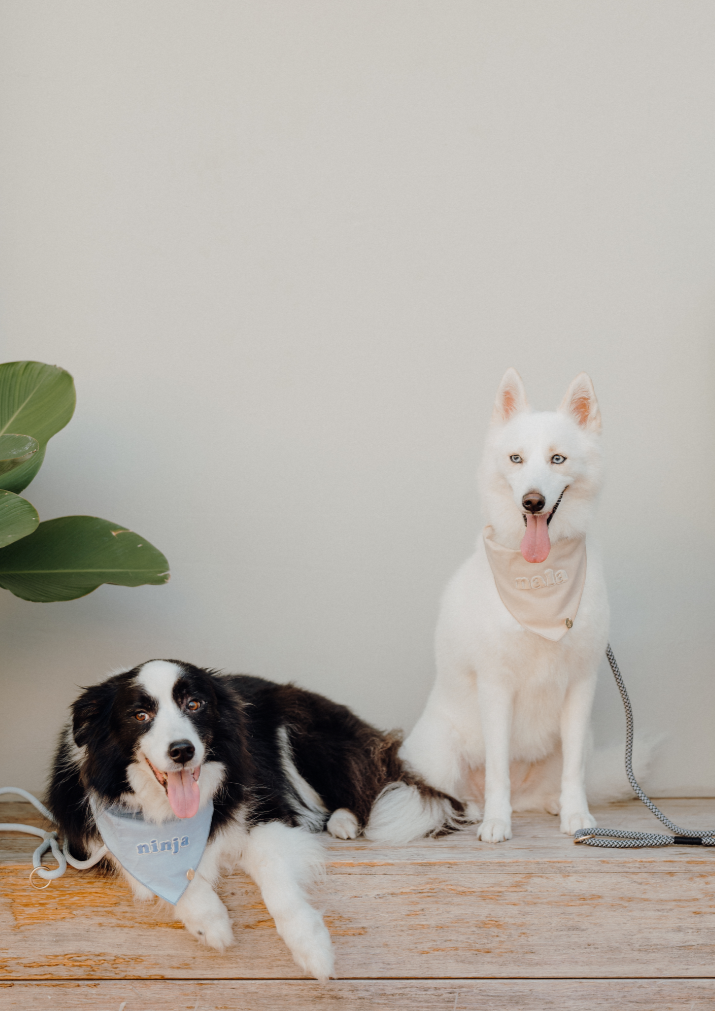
(1, 856), (713, 978)
(3, 798), (714, 865)
(2, 979), (715, 1010)
(1, 800), (713, 981)
(327, 797), (715, 867)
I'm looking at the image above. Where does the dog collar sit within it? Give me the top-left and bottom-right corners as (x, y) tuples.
(482, 526), (587, 642)
(89, 797), (214, 905)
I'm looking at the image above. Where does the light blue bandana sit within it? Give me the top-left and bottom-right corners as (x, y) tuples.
(90, 798), (214, 904)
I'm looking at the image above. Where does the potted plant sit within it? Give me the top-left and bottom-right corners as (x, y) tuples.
(0, 360), (168, 601)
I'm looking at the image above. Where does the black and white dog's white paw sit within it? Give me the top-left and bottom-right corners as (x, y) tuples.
(275, 904), (335, 981)
(176, 881), (234, 951)
(326, 808), (359, 839)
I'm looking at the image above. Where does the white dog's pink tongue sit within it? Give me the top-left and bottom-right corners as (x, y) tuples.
(166, 769), (200, 819)
(521, 514), (551, 563)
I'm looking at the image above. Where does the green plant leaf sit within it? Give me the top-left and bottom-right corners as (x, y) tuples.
(0, 515), (170, 602)
(0, 361), (76, 443)
(0, 490), (40, 548)
(0, 362), (76, 493)
(0, 433), (39, 476)
(0, 446), (46, 494)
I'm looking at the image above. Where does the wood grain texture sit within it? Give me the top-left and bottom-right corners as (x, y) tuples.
(1, 800), (713, 983)
(2, 979), (715, 1010)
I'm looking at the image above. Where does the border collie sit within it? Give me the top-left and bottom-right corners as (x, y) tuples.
(48, 660), (466, 979)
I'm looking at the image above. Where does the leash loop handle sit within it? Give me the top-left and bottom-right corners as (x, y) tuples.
(0, 787), (68, 880)
(0, 785), (107, 880)
(30, 832), (67, 881)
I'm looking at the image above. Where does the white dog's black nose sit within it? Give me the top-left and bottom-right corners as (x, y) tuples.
(522, 491), (546, 513)
(168, 739), (195, 764)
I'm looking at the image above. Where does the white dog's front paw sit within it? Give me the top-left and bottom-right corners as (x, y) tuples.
(327, 808), (359, 839)
(477, 817), (512, 843)
(560, 810), (596, 836)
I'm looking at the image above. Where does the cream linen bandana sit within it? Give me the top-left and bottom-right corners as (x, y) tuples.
(482, 525), (587, 642)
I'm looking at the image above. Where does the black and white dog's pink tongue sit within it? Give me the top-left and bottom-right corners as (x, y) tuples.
(521, 513), (551, 563)
(166, 769), (200, 819)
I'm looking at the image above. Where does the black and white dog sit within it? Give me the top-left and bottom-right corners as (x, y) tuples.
(48, 660), (466, 979)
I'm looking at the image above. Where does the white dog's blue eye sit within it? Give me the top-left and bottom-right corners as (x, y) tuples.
(551, 454), (566, 464)
(509, 455), (523, 464)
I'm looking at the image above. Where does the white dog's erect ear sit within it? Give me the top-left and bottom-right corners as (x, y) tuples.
(558, 373), (602, 433)
(492, 368), (529, 424)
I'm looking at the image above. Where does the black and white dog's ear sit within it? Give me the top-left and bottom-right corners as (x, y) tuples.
(72, 680), (118, 748)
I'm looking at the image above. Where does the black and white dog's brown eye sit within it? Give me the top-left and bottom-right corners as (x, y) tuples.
(551, 454), (566, 464)
(134, 711), (150, 722)
(186, 699), (203, 712)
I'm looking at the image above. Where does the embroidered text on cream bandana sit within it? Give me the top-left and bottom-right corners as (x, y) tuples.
(482, 526), (587, 642)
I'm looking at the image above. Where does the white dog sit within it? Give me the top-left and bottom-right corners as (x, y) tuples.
(401, 369), (610, 842)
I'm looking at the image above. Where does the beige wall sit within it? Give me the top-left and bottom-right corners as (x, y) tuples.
(1, 1), (713, 797)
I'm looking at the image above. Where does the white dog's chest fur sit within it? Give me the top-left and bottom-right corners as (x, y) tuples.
(432, 537), (609, 768)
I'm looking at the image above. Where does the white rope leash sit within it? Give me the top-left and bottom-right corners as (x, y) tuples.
(0, 786), (107, 883)
(574, 645), (715, 848)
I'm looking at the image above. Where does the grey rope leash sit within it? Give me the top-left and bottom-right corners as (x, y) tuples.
(574, 645), (715, 848)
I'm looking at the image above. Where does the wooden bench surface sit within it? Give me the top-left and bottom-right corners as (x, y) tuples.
(1, 798), (714, 1009)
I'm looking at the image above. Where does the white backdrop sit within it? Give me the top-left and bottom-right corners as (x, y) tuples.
(1, 1), (713, 797)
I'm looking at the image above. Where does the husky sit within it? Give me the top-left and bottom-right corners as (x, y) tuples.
(401, 369), (611, 842)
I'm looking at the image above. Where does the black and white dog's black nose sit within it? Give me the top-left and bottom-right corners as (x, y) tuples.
(168, 739), (195, 765)
(522, 491), (546, 513)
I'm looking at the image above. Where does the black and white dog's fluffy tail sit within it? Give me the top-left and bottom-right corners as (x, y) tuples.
(233, 675), (467, 844)
(364, 780), (466, 844)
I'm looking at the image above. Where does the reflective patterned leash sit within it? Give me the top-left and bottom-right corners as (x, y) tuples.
(574, 645), (715, 848)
